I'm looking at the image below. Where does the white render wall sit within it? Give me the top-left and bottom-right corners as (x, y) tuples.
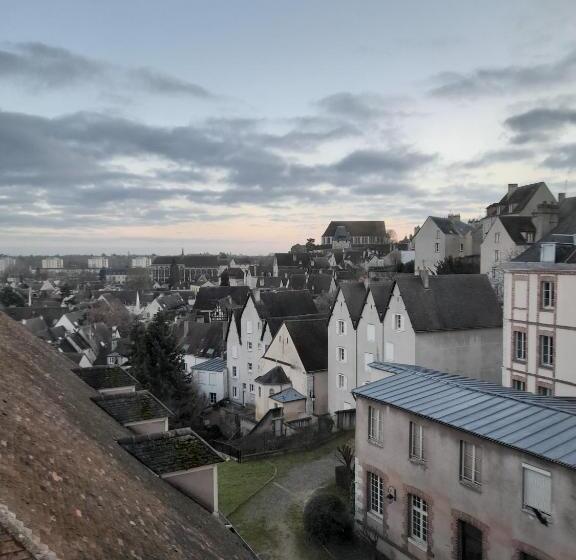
(502, 268), (576, 396)
(192, 368), (226, 403)
(480, 218), (526, 275)
(414, 218), (446, 272)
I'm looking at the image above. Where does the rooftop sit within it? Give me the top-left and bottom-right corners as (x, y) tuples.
(73, 366), (139, 391)
(119, 428), (223, 475)
(270, 387), (306, 403)
(322, 221), (387, 238)
(283, 317), (328, 372)
(255, 365), (291, 386)
(354, 363), (576, 470)
(190, 357), (226, 372)
(92, 390), (173, 425)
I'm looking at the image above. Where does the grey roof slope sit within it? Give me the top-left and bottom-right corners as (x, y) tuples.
(338, 282), (367, 327)
(355, 363), (576, 470)
(368, 280), (395, 320)
(258, 290), (318, 318)
(193, 286), (250, 311)
(430, 217), (473, 236)
(499, 216), (536, 244)
(74, 366), (139, 390)
(93, 390), (173, 424)
(322, 221), (386, 238)
(152, 255), (220, 267)
(284, 318), (328, 372)
(270, 387), (306, 403)
(396, 275), (502, 332)
(288, 274), (307, 290)
(255, 365), (291, 385)
(264, 313), (329, 338)
(307, 273), (333, 295)
(119, 428), (223, 475)
(190, 357), (226, 372)
(497, 182), (544, 213)
(0, 311), (253, 560)
(179, 321), (225, 358)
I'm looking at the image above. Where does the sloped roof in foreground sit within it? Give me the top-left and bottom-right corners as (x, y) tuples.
(354, 362), (576, 470)
(0, 311), (252, 560)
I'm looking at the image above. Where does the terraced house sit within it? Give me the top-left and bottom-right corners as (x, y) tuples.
(354, 363), (576, 560)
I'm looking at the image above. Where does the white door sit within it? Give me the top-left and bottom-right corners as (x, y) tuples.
(385, 342), (394, 362)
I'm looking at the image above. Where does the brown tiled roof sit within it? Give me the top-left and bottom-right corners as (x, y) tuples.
(0, 311), (253, 560)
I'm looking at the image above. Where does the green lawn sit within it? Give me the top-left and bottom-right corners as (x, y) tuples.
(218, 431), (353, 516)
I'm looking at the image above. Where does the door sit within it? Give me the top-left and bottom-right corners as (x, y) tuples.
(458, 520), (482, 560)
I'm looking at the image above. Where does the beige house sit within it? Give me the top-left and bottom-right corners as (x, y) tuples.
(259, 317), (328, 418)
(413, 215), (479, 272)
(502, 205), (576, 396)
(254, 365), (293, 420)
(354, 363), (576, 560)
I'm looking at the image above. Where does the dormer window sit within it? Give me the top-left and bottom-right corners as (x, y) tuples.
(525, 232), (534, 243)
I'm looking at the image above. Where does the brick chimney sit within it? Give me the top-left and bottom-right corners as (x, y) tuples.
(447, 213), (461, 222)
(508, 183), (519, 196)
(532, 202), (559, 241)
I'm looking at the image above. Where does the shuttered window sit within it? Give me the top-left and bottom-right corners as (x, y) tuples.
(523, 464), (551, 515)
(368, 405), (383, 444)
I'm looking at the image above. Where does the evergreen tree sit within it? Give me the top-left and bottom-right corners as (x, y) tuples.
(129, 313), (205, 428)
(0, 287), (25, 307)
(168, 258), (180, 288)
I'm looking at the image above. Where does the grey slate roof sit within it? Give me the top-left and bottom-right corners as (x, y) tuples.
(396, 274), (502, 332)
(93, 390), (172, 424)
(284, 317), (328, 372)
(497, 182), (544, 213)
(499, 216), (536, 244)
(288, 274), (307, 290)
(264, 313), (329, 337)
(322, 221), (386, 238)
(179, 321), (225, 358)
(338, 282), (367, 327)
(430, 217), (473, 236)
(190, 357), (226, 372)
(270, 387), (306, 403)
(119, 428), (223, 475)
(74, 366), (139, 390)
(258, 290), (318, 318)
(355, 363), (576, 470)
(193, 286), (250, 311)
(307, 273), (333, 295)
(368, 280), (395, 320)
(255, 365), (291, 385)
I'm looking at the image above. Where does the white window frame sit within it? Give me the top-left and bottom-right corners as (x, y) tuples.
(409, 495), (428, 547)
(513, 331), (526, 361)
(337, 320), (346, 335)
(367, 323), (375, 342)
(337, 346), (347, 363)
(248, 362), (253, 372)
(537, 384), (552, 396)
(434, 242), (439, 253)
(512, 379), (526, 392)
(541, 281), (555, 309)
(209, 392), (217, 404)
(494, 232), (500, 243)
(460, 441), (482, 485)
(247, 340), (253, 351)
(539, 335), (554, 366)
(393, 313), (403, 331)
(494, 249), (500, 262)
(367, 472), (383, 516)
(368, 405), (383, 444)
(232, 366), (238, 378)
(246, 320), (253, 334)
(249, 383), (254, 393)
(409, 421), (424, 461)
(232, 345), (238, 359)
(232, 386), (238, 398)
(364, 352), (374, 372)
(337, 373), (346, 390)
(522, 464), (551, 517)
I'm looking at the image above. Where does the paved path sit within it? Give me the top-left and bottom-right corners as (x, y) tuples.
(231, 451), (375, 560)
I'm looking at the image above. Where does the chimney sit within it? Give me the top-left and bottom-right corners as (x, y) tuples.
(447, 213), (461, 222)
(508, 183), (519, 196)
(532, 202), (560, 240)
(419, 269), (429, 289)
(559, 193), (566, 203)
(253, 288), (261, 302)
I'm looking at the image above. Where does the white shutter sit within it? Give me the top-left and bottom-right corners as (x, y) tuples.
(246, 320), (253, 334)
(367, 324), (375, 342)
(523, 465), (551, 514)
(385, 342), (394, 362)
(364, 353), (374, 372)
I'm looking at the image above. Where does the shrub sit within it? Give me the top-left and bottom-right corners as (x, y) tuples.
(303, 494), (353, 544)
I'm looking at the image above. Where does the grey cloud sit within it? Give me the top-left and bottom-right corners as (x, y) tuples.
(542, 143), (576, 168)
(462, 148), (535, 168)
(429, 48), (576, 98)
(333, 148), (436, 175)
(315, 92), (393, 121)
(504, 107), (576, 144)
(0, 42), (214, 98)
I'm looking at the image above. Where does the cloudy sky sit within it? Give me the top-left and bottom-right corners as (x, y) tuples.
(2, 0), (576, 255)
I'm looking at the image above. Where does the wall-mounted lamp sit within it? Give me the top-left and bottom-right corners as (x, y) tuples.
(386, 486), (397, 503)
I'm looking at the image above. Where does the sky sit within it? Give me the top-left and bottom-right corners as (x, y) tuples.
(2, 0), (576, 255)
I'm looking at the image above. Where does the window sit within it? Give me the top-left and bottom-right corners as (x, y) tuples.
(269, 388), (275, 396)
(393, 314), (403, 331)
(409, 422), (424, 461)
(539, 335), (554, 366)
(247, 340), (253, 351)
(541, 281), (555, 309)
(409, 495), (428, 546)
(364, 352), (374, 372)
(248, 362), (253, 372)
(494, 232), (500, 243)
(513, 331), (527, 361)
(249, 383), (254, 393)
(209, 392), (217, 404)
(512, 379), (526, 391)
(337, 374), (346, 389)
(246, 320), (253, 334)
(459, 243), (464, 252)
(232, 345), (238, 359)
(368, 472), (383, 516)
(434, 242), (439, 253)
(232, 386), (238, 398)
(258, 386), (261, 397)
(368, 405), (383, 444)
(367, 323), (375, 342)
(232, 366), (238, 378)
(460, 441), (481, 485)
(337, 320), (346, 335)
(242, 383), (246, 389)
(537, 385), (552, 396)
(337, 347), (347, 363)
(522, 464), (551, 516)
(494, 249), (500, 262)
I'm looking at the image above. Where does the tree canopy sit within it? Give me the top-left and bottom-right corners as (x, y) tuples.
(0, 287), (25, 307)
